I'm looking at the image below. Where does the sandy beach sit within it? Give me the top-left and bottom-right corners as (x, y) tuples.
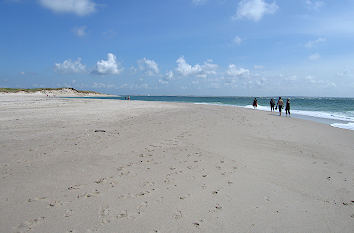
(0, 95), (353, 233)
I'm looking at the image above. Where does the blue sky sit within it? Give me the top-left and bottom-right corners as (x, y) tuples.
(1, 0), (354, 96)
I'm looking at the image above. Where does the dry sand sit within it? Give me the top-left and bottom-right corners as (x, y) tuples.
(0, 95), (353, 233)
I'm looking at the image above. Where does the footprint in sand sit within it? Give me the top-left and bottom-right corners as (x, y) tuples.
(136, 201), (148, 215)
(67, 184), (81, 190)
(136, 190), (151, 197)
(64, 209), (73, 217)
(118, 193), (134, 199)
(173, 210), (183, 220)
(95, 177), (107, 184)
(209, 204), (223, 213)
(193, 221), (203, 227)
(17, 217), (46, 232)
(117, 210), (129, 219)
(99, 206), (111, 224)
(178, 194), (191, 200)
(27, 196), (48, 203)
(49, 200), (63, 207)
(77, 189), (100, 199)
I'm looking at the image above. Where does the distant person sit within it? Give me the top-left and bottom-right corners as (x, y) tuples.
(270, 98), (275, 112)
(276, 97), (284, 116)
(252, 98), (258, 109)
(285, 98), (291, 116)
(128, 96), (131, 100)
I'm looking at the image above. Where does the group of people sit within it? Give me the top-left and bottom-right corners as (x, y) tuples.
(252, 97), (291, 116)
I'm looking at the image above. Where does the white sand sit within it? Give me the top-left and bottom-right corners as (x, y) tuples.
(0, 96), (353, 233)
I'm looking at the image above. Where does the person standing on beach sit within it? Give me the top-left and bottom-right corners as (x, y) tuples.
(253, 98), (258, 109)
(270, 98), (275, 112)
(285, 98), (291, 116)
(276, 97), (284, 116)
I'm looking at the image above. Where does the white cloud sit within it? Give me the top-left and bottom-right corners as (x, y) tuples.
(55, 58), (86, 73)
(176, 57), (218, 78)
(158, 71), (175, 85)
(305, 0), (324, 10)
(201, 60), (218, 75)
(308, 53), (320, 60)
(138, 58), (159, 76)
(233, 36), (242, 45)
(305, 37), (326, 48)
(226, 64), (250, 76)
(165, 71), (174, 80)
(39, 0), (96, 16)
(176, 57), (202, 76)
(234, 0), (278, 22)
(73, 26), (87, 37)
(93, 53), (123, 75)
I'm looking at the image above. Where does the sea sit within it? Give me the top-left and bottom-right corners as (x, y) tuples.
(75, 96), (354, 131)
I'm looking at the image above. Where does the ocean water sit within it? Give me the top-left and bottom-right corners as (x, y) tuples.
(74, 96), (354, 131)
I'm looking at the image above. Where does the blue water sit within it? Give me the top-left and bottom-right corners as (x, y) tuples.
(72, 96), (354, 130)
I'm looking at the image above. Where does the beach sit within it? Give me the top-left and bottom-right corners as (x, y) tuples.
(0, 95), (353, 233)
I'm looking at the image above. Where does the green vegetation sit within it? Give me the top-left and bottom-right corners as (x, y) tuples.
(0, 87), (101, 94)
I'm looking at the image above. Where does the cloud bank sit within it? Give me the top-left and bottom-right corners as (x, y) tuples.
(55, 58), (86, 73)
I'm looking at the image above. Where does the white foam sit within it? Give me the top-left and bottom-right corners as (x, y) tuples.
(244, 105), (270, 112)
(291, 109), (354, 122)
(244, 105), (354, 122)
(331, 122), (354, 130)
(195, 102), (354, 130)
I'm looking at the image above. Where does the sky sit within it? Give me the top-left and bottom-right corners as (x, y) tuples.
(1, 0), (354, 97)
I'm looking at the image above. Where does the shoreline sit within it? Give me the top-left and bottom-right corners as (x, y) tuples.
(61, 96), (354, 131)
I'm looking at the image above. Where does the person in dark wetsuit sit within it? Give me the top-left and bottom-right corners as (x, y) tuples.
(276, 97), (284, 116)
(252, 98), (258, 109)
(270, 98), (275, 112)
(285, 98), (291, 116)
